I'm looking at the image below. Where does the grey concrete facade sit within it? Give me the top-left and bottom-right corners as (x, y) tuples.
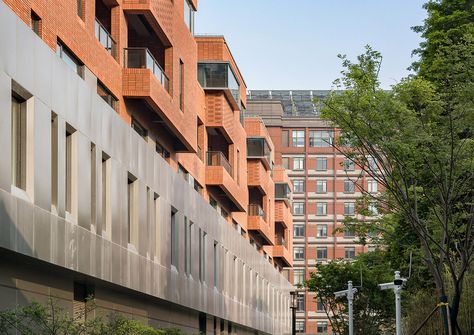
(0, 2), (293, 334)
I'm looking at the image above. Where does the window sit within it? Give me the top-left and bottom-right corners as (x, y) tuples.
(184, 218), (192, 275)
(31, 10), (41, 36)
(101, 152), (111, 238)
(56, 41), (84, 78)
(344, 158), (355, 171)
(77, 0), (84, 19)
(178, 164), (188, 181)
(293, 268), (305, 286)
(317, 321), (328, 333)
(194, 180), (203, 195)
(296, 294), (305, 311)
(66, 126), (77, 215)
(316, 202), (327, 215)
(344, 179), (355, 193)
(73, 282), (94, 321)
(213, 241), (219, 288)
(317, 298), (325, 312)
(317, 225), (327, 237)
(293, 179), (305, 193)
(292, 130), (305, 147)
(368, 156), (378, 172)
(344, 202), (356, 216)
(97, 81), (118, 111)
(210, 197), (217, 209)
(281, 130), (289, 147)
(368, 202), (379, 215)
(309, 130), (334, 147)
(281, 157), (290, 169)
(345, 247), (356, 259)
(156, 142), (170, 160)
(316, 157), (327, 171)
(184, 0), (195, 34)
(199, 230), (206, 282)
(171, 209), (178, 268)
(131, 117), (147, 139)
(317, 247), (327, 260)
(179, 60), (184, 110)
(127, 174), (138, 245)
(294, 247), (304, 260)
(368, 180), (378, 193)
(295, 321), (305, 333)
(51, 113), (58, 209)
(294, 224), (305, 237)
(316, 180), (327, 193)
(293, 157), (304, 170)
(90, 144), (97, 230)
(11, 94), (27, 190)
(344, 229), (355, 238)
(293, 202), (305, 215)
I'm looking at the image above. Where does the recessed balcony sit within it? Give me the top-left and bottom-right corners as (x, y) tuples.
(124, 48), (170, 92)
(207, 151), (232, 177)
(247, 160), (271, 195)
(248, 204), (273, 245)
(247, 137), (271, 169)
(198, 62), (240, 110)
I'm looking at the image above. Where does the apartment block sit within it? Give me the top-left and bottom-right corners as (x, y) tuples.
(248, 90), (378, 334)
(0, 1), (293, 334)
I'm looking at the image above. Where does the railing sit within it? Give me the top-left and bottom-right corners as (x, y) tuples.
(206, 151), (233, 177)
(248, 204), (265, 218)
(275, 234), (287, 248)
(95, 19), (117, 59)
(123, 48), (170, 92)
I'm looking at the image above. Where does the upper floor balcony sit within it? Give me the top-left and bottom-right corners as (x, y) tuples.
(124, 48), (170, 92)
(247, 137), (271, 169)
(198, 62), (240, 110)
(248, 204), (274, 245)
(207, 151), (232, 177)
(274, 201), (292, 229)
(247, 160), (271, 196)
(95, 18), (117, 59)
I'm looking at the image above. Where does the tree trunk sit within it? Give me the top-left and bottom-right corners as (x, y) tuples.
(450, 287), (462, 335)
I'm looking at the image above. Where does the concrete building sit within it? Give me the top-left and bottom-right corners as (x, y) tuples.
(248, 90), (377, 334)
(0, 1), (293, 333)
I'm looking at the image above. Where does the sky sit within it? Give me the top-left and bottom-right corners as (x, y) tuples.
(195, 0), (427, 90)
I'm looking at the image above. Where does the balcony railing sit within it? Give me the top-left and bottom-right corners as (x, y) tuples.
(124, 48), (170, 92)
(275, 234), (287, 248)
(207, 151), (233, 177)
(95, 19), (117, 59)
(198, 62), (240, 105)
(248, 204), (265, 218)
(275, 183), (291, 200)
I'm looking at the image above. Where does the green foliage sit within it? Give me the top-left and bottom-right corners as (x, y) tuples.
(0, 298), (189, 335)
(305, 251), (395, 335)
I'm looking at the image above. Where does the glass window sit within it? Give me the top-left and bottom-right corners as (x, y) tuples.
(293, 268), (305, 286)
(344, 158), (355, 171)
(292, 130), (305, 147)
(317, 247), (327, 260)
(183, 0), (195, 34)
(56, 41), (84, 78)
(316, 202), (327, 215)
(317, 225), (327, 237)
(295, 320), (305, 333)
(77, 0), (84, 19)
(293, 157), (304, 170)
(97, 81), (118, 111)
(294, 224), (305, 237)
(368, 156), (378, 172)
(296, 294), (305, 311)
(171, 210), (178, 267)
(293, 179), (305, 193)
(344, 229), (355, 238)
(316, 180), (327, 193)
(316, 157), (327, 171)
(198, 63), (240, 105)
(309, 130), (334, 147)
(368, 203), (379, 215)
(345, 247), (356, 259)
(344, 202), (356, 216)
(294, 247), (304, 260)
(344, 179), (355, 193)
(317, 321), (328, 333)
(11, 95), (27, 190)
(368, 180), (378, 193)
(282, 157), (289, 169)
(31, 10), (41, 36)
(317, 298), (325, 312)
(213, 242), (219, 288)
(131, 117), (147, 139)
(281, 130), (289, 147)
(293, 202), (305, 215)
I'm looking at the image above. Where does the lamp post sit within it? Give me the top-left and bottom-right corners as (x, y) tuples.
(290, 291), (297, 335)
(378, 271), (406, 335)
(334, 281), (357, 335)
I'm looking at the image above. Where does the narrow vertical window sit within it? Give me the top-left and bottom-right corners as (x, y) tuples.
(213, 241), (218, 288)
(179, 60), (184, 110)
(31, 10), (41, 37)
(237, 149), (240, 185)
(77, 0), (84, 20)
(101, 152), (111, 238)
(184, 217), (189, 275)
(154, 193), (160, 258)
(127, 174), (137, 246)
(65, 125), (76, 215)
(281, 130), (289, 147)
(171, 209), (178, 268)
(184, 0), (195, 34)
(51, 113), (58, 210)
(90, 143), (96, 232)
(11, 94), (27, 190)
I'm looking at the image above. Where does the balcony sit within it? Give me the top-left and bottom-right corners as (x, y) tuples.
(248, 204), (273, 245)
(275, 201), (292, 228)
(272, 240), (292, 267)
(95, 18), (117, 59)
(247, 160), (271, 195)
(198, 62), (240, 110)
(247, 137), (271, 169)
(124, 48), (170, 92)
(206, 151), (245, 212)
(275, 183), (291, 207)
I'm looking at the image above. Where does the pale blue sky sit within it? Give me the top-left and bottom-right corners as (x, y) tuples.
(195, 0), (427, 89)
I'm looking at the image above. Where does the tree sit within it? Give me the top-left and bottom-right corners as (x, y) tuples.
(320, 44), (474, 334)
(305, 251), (395, 335)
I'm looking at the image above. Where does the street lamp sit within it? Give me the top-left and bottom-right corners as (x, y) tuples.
(378, 271), (407, 335)
(290, 290), (298, 335)
(334, 281), (358, 335)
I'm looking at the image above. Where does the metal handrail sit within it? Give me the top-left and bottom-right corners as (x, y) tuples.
(123, 47), (170, 92)
(95, 18), (117, 59)
(206, 151), (233, 177)
(248, 204), (265, 218)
